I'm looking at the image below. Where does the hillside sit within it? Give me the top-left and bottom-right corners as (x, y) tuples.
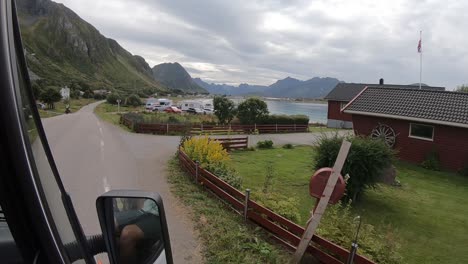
(152, 63), (207, 94)
(17, 0), (165, 94)
(195, 76), (340, 98)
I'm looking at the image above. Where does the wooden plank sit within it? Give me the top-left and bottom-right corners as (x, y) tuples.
(200, 169), (245, 200)
(199, 176), (244, 210)
(248, 211), (342, 264)
(292, 140), (351, 263)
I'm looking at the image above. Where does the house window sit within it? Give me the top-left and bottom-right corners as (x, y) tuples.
(409, 123), (434, 141)
(340, 102), (348, 110)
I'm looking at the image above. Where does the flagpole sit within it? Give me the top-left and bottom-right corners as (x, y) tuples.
(419, 30), (422, 89)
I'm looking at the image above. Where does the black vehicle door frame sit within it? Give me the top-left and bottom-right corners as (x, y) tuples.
(0, 0), (93, 263)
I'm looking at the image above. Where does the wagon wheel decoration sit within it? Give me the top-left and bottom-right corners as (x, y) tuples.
(371, 123), (397, 148)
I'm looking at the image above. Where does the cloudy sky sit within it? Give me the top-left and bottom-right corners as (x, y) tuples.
(57, 0), (467, 89)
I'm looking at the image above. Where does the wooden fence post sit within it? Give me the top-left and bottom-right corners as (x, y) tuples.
(195, 161), (200, 183)
(201, 123), (204, 132)
(276, 123), (278, 133)
(294, 123), (296, 132)
(166, 123), (169, 135)
(292, 140), (352, 263)
(244, 189), (251, 222)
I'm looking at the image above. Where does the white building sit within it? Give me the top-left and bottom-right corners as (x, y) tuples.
(60, 86), (70, 100)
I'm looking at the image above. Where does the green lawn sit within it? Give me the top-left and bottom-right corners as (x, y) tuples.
(230, 146), (468, 264)
(39, 98), (97, 118)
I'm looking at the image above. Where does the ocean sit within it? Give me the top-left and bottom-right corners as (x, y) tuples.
(264, 100), (327, 124)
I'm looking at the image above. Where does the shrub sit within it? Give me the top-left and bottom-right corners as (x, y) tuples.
(256, 140), (274, 149)
(282, 143), (294, 149)
(106, 93), (123, 105)
(181, 136), (242, 188)
(237, 98), (269, 124)
(252, 192), (301, 223)
(125, 94), (142, 106)
(314, 135), (394, 202)
(181, 136), (230, 168)
(420, 148), (440, 171)
(206, 164), (242, 189)
(318, 202), (402, 264)
(93, 93), (106, 100)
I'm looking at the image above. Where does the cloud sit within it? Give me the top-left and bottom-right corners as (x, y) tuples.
(57, 0), (468, 89)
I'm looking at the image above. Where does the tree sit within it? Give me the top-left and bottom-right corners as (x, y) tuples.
(39, 88), (62, 109)
(314, 135), (394, 203)
(125, 94), (142, 106)
(236, 98), (269, 124)
(213, 96), (237, 124)
(455, 84), (468, 93)
(70, 90), (80, 99)
(106, 93), (123, 105)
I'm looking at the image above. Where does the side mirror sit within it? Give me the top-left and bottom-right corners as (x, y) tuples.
(96, 190), (173, 264)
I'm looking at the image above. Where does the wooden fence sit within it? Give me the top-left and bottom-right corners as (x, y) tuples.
(120, 115), (308, 135)
(178, 150), (375, 264)
(212, 137), (248, 151)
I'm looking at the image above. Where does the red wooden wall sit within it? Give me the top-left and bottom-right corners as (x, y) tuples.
(352, 115), (468, 171)
(328, 101), (353, 122)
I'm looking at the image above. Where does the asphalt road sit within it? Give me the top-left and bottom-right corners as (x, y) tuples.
(41, 102), (203, 263)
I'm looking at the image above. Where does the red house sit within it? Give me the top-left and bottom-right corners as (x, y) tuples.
(343, 86), (468, 172)
(324, 81), (445, 128)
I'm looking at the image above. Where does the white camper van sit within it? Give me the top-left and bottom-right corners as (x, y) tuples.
(145, 98), (173, 111)
(179, 99), (213, 114)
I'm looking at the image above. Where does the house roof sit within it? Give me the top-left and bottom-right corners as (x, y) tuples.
(324, 83), (445, 101)
(343, 87), (468, 128)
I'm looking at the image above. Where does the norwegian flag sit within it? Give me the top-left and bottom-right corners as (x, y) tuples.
(417, 39), (422, 53)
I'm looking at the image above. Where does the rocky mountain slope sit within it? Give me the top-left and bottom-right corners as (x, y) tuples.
(152, 62), (207, 94)
(17, 0), (165, 94)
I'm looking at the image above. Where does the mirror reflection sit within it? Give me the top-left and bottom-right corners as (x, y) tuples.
(112, 197), (166, 264)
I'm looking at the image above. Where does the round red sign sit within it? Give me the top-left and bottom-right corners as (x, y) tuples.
(309, 167), (346, 204)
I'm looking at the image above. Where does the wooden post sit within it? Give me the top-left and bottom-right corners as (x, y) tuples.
(276, 123), (278, 133)
(201, 123), (204, 132)
(166, 123), (169, 135)
(292, 140), (351, 263)
(195, 161), (200, 183)
(244, 189), (251, 222)
(294, 123), (296, 132)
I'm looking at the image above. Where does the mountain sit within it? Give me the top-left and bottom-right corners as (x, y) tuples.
(267, 77), (340, 98)
(193, 78), (267, 95)
(17, 0), (165, 94)
(152, 63), (207, 94)
(195, 76), (340, 98)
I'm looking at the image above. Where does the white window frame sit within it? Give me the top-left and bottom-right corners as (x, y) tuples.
(408, 123), (434, 141)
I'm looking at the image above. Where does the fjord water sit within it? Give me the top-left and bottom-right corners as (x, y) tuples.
(265, 100), (327, 124)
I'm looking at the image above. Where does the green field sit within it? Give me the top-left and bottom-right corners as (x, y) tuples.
(230, 146), (468, 264)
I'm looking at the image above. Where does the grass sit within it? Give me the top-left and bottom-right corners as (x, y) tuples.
(38, 98), (97, 118)
(167, 157), (292, 263)
(94, 103), (143, 130)
(230, 147), (468, 264)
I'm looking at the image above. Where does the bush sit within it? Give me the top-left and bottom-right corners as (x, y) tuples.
(237, 98), (269, 124)
(314, 135), (394, 202)
(282, 144), (294, 149)
(421, 148), (440, 171)
(181, 136), (242, 188)
(125, 94), (142, 106)
(318, 202), (402, 264)
(252, 192), (301, 223)
(106, 93), (123, 105)
(257, 140), (274, 149)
